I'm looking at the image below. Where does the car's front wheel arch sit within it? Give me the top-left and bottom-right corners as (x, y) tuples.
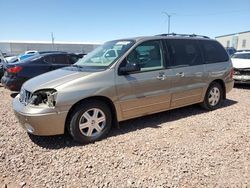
(65, 96), (118, 134)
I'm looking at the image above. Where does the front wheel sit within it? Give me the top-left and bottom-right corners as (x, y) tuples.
(68, 100), (112, 144)
(201, 82), (224, 110)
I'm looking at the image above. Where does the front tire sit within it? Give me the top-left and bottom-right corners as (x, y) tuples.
(68, 100), (112, 144)
(201, 82), (223, 110)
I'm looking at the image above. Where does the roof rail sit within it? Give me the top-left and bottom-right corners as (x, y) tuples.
(156, 33), (210, 39)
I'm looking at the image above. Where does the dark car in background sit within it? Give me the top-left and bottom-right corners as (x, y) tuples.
(1, 52), (81, 91)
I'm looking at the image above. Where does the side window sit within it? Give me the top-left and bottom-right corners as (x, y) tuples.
(126, 40), (164, 71)
(43, 55), (56, 64)
(199, 40), (229, 63)
(44, 55), (69, 64)
(54, 54), (69, 64)
(165, 39), (203, 67)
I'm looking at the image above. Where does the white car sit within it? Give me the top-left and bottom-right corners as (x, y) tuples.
(24, 50), (38, 55)
(231, 51), (250, 83)
(5, 56), (18, 63)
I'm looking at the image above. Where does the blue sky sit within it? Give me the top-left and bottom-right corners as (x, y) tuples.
(0, 0), (249, 42)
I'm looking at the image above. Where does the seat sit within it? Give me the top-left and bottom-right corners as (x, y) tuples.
(143, 47), (161, 68)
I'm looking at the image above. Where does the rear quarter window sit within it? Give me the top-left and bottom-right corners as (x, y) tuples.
(199, 40), (229, 63)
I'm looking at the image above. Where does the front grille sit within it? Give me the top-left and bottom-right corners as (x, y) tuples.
(234, 68), (250, 76)
(19, 88), (32, 105)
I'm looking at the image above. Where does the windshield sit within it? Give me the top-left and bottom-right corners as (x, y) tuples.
(231, 53), (250, 59)
(75, 40), (135, 68)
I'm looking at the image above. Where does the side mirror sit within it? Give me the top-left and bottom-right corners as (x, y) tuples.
(118, 62), (141, 75)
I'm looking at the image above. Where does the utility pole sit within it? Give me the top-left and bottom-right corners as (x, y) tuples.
(162, 12), (175, 34)
(51, 32), (55, 49)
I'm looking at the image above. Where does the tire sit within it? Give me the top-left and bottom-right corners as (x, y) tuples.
(201, 82), (224, 110)
(67, 99), (112, 144)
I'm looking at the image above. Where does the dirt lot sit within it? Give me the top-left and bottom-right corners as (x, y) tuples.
(0, 85), (249, 188)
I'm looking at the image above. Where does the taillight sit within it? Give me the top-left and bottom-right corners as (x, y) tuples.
(230, 68), (234, 79)
(7, 66), (23, 74)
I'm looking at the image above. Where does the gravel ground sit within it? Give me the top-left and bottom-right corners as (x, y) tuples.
(0, 84), (249, 188)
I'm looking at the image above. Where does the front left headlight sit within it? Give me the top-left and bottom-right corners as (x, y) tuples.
(29, 89), (57, 107)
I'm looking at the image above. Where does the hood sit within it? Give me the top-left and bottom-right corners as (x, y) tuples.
(23, 68), (97, 92)
(231, 58), (250, 69)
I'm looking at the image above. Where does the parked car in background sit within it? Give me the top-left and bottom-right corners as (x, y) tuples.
(18, 54), (35, 61)
(12, 34), (234, 144)
(17, 50), (39, 61)
(1, 52), (81, 91)
(5, 50), (63, 63)
(25, 50), (38, 55)
(5, 56), (18, 63)
(231, 51), (250, 84)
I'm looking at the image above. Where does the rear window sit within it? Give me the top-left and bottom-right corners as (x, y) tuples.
(199, 40), (229, 63)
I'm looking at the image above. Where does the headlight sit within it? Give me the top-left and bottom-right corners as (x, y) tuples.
(29, 89), (57, 107)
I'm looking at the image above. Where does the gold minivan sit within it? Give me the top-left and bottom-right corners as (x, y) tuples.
(13, 34), (234, 144)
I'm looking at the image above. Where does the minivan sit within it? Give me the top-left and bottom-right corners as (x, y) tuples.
(13, 34), (234, 144)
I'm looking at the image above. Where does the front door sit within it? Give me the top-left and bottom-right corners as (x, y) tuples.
(115, 40), (174, 120)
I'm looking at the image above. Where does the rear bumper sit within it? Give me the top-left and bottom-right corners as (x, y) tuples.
(1, 75), (24, 91)
(225, 79), (234, 93)
(13, 95), (68, 136)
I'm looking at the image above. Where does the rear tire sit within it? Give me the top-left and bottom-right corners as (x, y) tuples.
(67, 99), (112, 144)
(201, 82), (223, 110)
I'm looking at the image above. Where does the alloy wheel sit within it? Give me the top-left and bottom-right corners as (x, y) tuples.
(208, 87), (220, 106)
(79, 108), (106, 137)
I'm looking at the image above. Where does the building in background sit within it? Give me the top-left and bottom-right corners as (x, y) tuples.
(0, 41), (100, 55)
(215, 31), (250, 51)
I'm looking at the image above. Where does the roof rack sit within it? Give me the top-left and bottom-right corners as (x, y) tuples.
(156, 33), (210, 39)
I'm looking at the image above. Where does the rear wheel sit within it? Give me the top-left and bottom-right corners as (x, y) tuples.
(201, 82), (223, 110)
(68, 100), (112, 144)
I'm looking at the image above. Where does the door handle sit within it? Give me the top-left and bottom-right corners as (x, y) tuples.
(176, 72), (185, 77)
(156, 74), (166, 80)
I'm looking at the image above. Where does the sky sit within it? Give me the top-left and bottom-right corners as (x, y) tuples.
(0, 0), (250, 43)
